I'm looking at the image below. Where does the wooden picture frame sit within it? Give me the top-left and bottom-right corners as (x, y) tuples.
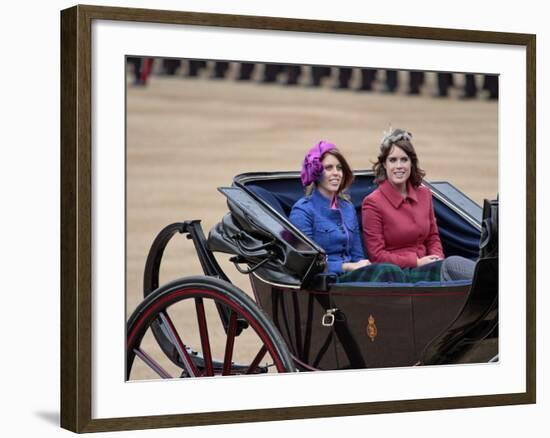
(60, 4), (536, 432)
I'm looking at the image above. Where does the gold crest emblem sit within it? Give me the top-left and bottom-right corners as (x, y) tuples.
(367, 314), (377, 342)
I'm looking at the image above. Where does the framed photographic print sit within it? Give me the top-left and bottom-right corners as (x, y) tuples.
(60, 4), (536, 433)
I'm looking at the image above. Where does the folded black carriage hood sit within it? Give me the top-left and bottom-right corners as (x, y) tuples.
(208, 186), (327, 287)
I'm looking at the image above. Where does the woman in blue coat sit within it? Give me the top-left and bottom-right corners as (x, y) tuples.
(289, 141), (405, 283)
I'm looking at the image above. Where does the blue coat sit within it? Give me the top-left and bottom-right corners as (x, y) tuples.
(289, 189), (365, 274)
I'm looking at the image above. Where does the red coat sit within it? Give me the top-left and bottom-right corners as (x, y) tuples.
(361, 180), (444, 268)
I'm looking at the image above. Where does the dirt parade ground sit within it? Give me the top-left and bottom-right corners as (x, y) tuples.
(126, 65), (498, 380)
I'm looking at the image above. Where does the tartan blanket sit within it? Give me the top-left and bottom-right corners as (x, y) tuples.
(337, 260), (442, 284)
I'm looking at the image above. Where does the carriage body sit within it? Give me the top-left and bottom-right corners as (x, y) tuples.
(127, 170), (498, 379)
(251, 278), (471, 370)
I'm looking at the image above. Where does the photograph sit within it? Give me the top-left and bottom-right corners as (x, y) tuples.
(125, 58), (499, 381)
(59, 4), (535, 432)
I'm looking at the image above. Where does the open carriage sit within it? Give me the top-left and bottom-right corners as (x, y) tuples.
(126, 170), (499, 379)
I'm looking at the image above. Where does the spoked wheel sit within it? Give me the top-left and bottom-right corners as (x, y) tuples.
(127, 276), (296, 380)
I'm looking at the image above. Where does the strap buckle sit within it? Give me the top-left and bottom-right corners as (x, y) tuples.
(322, 308), (338, 327)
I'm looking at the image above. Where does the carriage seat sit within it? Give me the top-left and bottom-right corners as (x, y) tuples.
(246, 183), (376, 224)
(242, 182), (476, 288)
(245, 176), (481, 263)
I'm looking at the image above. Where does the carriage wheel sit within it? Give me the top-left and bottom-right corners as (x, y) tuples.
(127, 276), (296, 379)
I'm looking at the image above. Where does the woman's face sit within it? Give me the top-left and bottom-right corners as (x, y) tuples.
(384, 145), (411, 191)
(317, 153), (343, 198)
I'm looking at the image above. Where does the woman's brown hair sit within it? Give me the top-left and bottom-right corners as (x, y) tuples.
(372, 128), (426, 187)
(305, 148), (354, 199)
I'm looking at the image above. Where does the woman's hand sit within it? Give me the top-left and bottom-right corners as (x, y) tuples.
(417, 255), (442, 267)
(342, 259), (371, 272)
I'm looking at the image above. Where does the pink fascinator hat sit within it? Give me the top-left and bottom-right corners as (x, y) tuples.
(300, 140), (336, 186)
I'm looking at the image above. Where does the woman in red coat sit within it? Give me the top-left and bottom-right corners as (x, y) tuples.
(362, 128), (474, 282)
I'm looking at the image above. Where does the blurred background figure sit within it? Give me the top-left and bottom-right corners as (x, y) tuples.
(211, 62), (230, 79)
(236, 62), (256, 81)
(357, 68), (378, 91)
(384, 70), (425, 95)
(461, 74), (477, 99)
(331, 67), (379, 91)
(335, 67), (353, 89)
(186, 60), (207, 77)
(261, 64), (285, 83)
(407, 71), (425, 95)
(444, 73), (498, 99)
(127, 56), (154, 86)
(285, 65), (301, 85)
(310, 66), (332, 87)
(483, 75), (499, 100)
(435, 73), (454, 97)
(160, 58), (181, 76)
(127, 57), (141, 83)
(384, 69), (398, 93)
